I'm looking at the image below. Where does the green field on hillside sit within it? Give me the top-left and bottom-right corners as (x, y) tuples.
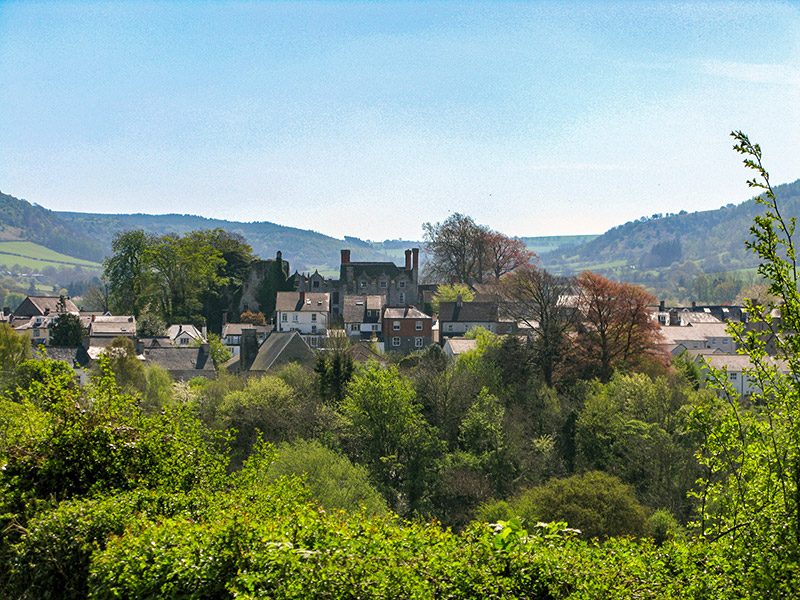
(0, 241), (103, 270)
(523, 234), (599, 256)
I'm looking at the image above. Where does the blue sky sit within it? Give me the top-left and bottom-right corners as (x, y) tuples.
(1, 1), (799, 241)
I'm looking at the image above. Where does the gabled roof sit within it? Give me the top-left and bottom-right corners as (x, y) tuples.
(702, 353), (789, 373)
(443, 337), (478, 357)
(342, 295), (386, 323)
(13, 296), (79, 317)
(275, 292), (330, 313)
(226, 331), (315, 372)
(438, 301), (498, 323)
(166, 324), (204, 342)
(383, 306), (431, 320)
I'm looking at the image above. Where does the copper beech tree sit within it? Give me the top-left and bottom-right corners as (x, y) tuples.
(574, 271), (664, 381)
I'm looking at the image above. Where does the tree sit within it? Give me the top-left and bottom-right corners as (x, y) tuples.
(423, 213), (488, 284)
(693, 132), (800, 591)
(484, 231), (536, 282)
(49, 312), (84, 347)
(98, 336), (146, 394)
(498, 265), (578, 386)
(574, 271), (663, 381)
(342, 366), (442, 515)
(103, 230), (155, 318)
(240, 310), (266, 325)
(430, 283), (475, 314)
(0, 322), (31, 375)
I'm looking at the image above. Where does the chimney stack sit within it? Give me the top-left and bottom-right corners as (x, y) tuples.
(659, 300), (665, 311)
(241, 328), (258, 371)
(412, 248), (419, 270)
(405, 249), (412, 270)
(341, 249), (351, 265)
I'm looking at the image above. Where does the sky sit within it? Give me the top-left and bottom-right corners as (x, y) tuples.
(1, 1), (799, 242)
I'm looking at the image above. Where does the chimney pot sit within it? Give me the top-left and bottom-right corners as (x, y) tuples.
(405, 249), (412, 270)
(412, 248), (419, 270)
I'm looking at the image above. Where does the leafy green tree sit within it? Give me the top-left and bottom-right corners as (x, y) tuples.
(693, 132), (800, 592)
(97, 336), (146, 394)
(478, 471), (648, 539)
(342, 366), (443, 515)
(103, 230), (155, 318)
(136, 310), (167, 337)
(431, 283), (475, 314)
(265, 439), (388, 514)
(0, 323), (31, 376)
(314, 335), (355, 405)
(49, 312), (84, 347)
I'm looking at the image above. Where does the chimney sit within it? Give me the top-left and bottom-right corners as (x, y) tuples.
(456, 293), (463, 309)
(241, 328), (258, 371)
(201, 325), (207, 339)
(691, 301), (696, 309)
(222, 310), (228, 326)
(405, 249), (412, 270)
(412, 248), (419, 270)
(659, 300), (665, 311)
(341, 249), (351, 265)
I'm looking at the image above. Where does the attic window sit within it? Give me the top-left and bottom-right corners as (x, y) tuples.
(356, 301), (364, 306)
(306, 299), (311, 304)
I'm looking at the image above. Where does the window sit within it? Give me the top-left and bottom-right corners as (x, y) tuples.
(310, 337), (318, 347)
(180, 338), (189, 345)
(393, 321), (400, 330)
(415, 337), (423, 348)
(311, 313), (317, 322)
(730, 372), (738, 380)
(360, 280), (367, 288)
(281, 314), (288, 322)
(399, 293), (405, 304)
(372, 324), (379, 331)
(33, 330), (40, 337)
(415, 321), (423, 331)
(399, 281), (406, 288)
(392, 337), (400, 347)
(292, 314), (298, 322)
(311, 325), (317, 333)
(312, 280), (320, 288)
(447, 324), (454, 331)
(380, 280), (387, 288)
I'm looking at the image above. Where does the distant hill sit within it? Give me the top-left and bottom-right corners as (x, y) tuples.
(541, 179), (800, 279)
(0, 191), (104, 262)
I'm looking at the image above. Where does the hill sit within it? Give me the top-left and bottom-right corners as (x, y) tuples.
(540, 178), (800, 299)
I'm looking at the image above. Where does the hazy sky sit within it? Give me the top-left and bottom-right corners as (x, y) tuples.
(2, 1), (799, 241)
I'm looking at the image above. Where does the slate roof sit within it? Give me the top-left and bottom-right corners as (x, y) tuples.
(141, 346), (214, 372)
(383, 306), (430, 320)
(341, 262), (405, 281)
(225, 331), (315, 372)
(438, 301), (498, 323)
(89, 315), (136, 337)
(443, 338), (478, 357)
(342, 295), (385, 323)
(166, 324), (204, 342)
(275, 292), (331, 312)
(33, 346), (90, 367)
(13, 296), (79, 317)
(703, 353), (789, 373)
(222, 323), (273, 337)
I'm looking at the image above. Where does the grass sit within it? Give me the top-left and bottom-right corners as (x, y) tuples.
(0, 241), (102, 270)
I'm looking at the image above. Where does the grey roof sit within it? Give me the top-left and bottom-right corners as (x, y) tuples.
(222, 323), (273, 337)
(89, 316), (136, 336)
(166, 324), (204, 341)
(226, 331), (315, 372)
(33, 346), (90, 367)
(340, 262), (406, 281)
(438, 301), (498, 323)
(342, 295), (385, 323)
(275, 292), (331, 313)
(383, 306), (430, 320)
(141, 346), (214, 372)
(702, 353), (789, 373)
(443, 338), (478, 356)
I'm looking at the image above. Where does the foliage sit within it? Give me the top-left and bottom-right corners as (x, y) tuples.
(423, 213), (533, 284)
(574, 271), (665, 381)
(431, 282), (475, 313)
(265, 439), (388, 515)
(479, 471), (649, 540)
(497, 265), (577, 386)
(314, 340), (355, 405)
(49, 311), (84, 346)
(341, 366), (443, 516)
(0, 323), (30, 375)
(96, 336), (146, 394)
(691, 132), (800, 595)
(135, 309), (166, 337)
(240, 309), (267, 325)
